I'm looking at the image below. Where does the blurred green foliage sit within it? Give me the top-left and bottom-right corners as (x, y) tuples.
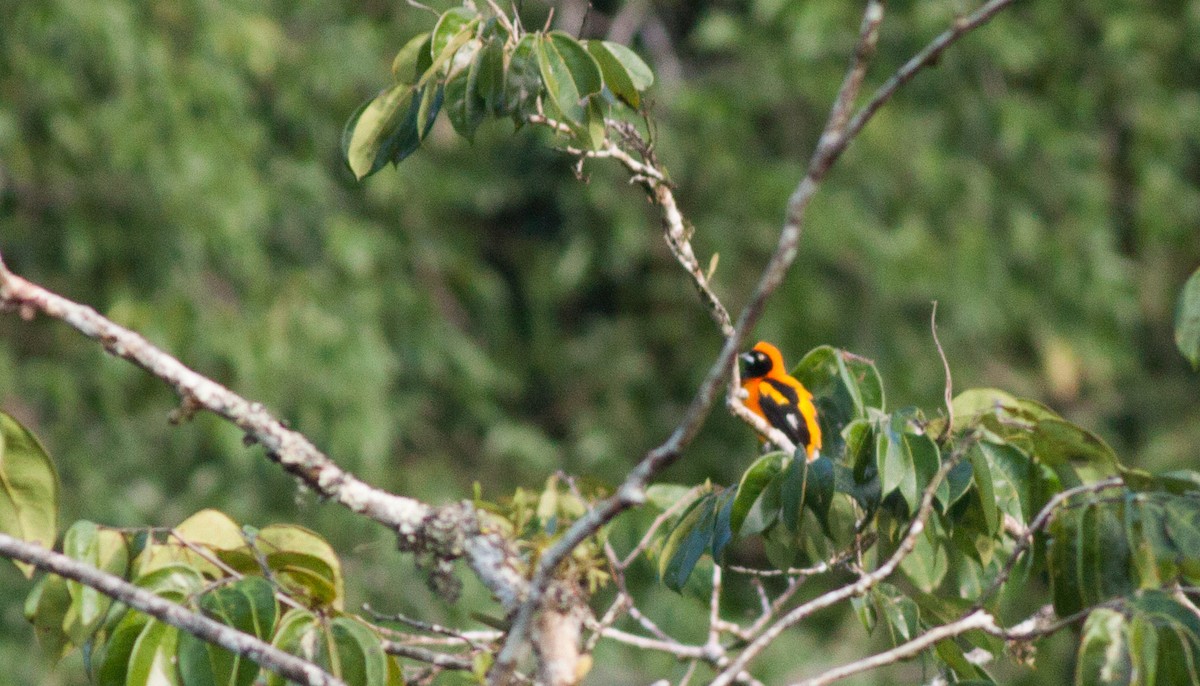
(1, 0), (1198, 684)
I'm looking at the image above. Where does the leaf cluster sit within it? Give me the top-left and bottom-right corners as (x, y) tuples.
(341, 5), (653, 180)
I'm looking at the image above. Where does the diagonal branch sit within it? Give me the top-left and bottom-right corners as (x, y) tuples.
(0, 256), (529, 615)
(0, 533), (342, 686)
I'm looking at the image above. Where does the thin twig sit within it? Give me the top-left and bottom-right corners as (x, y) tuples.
(930, 301), (954, 441)
(380, 641), (474, 671)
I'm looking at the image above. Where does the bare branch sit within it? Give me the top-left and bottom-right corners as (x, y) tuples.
(0, 533), (341, 686)
(843, 0), (1018, 144)
(381, 641), (474, 671)
(0, 255), (530, 616)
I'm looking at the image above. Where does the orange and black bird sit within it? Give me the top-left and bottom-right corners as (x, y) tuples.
(740, 341), (822, 461)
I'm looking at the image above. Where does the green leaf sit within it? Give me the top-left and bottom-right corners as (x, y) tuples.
(900, 523), (949, 593)
(585, 40), (644, 109)
(324, 618), (388, 686)
(1124, 495), (1177, 589)
(1128, 612), (1159, 686)
(967, 444), (1000, 536)
(342, 85), (414, 180)
(1033, 418), (1119, 485)
(710, 489), (736, 560)
(1127, 592), (1200, 685)
(877, 413), (938, 513)
(1075, 608), (1132, 686)
(95, 609), (151, 686)
(134, 564), (205, 597)
(537, 32), (603, 124)
(874, 583), (920, 646)
(730, 452), (786, 535)
(781, 453), (834, 533)
(416, 79), (442, 139)
(62, 521), (129, 645)
(391, 32), (431, 85)
(264, 609), (320, 686)
(851, 594), (877, 635)
(24, 573), (72, 660)
(1175, 266), (1200, 369)
(0, 410), (59, 577)
(659, 493), (716, 592)
(596, 41), (653, 90)
(125, 620), (179, 686)
(1163, 496), (1200, 583)
(794, 346), (885, 461)
(445, 59), (485, 140)
(504, 34), (541, 120)
(179, 577), (279, 686)
(475, 38), (506, 116)
(428, 8), (476, 72)
(222, 524), (344, 610)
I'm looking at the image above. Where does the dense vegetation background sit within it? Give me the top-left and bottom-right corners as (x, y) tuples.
(1, 0), (1197, 683)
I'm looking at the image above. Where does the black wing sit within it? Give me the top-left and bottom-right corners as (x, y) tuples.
(759, 378), (811, 448)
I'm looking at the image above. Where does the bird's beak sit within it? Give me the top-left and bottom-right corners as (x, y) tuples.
(738, 352), (754, 372)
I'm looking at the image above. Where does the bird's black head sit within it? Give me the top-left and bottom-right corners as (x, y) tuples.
(740, 348), (774, 379)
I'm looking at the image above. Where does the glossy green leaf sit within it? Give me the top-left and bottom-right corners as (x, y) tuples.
(445, 59), (485, 140)
(326, 617), (388, 686)
(137, 509), (243, 579)
(585, 40), (645, 109)
(1128, 612), (1158, 686)
(900, 524), (948, 593)
(1175, 266), (1200, 369)
(874, 583), (920, 646)
(794, 346), (885, 461)
(134, 564), (205, 597)
(710, 489), (736, 560)
(659, 493), (716, 592)
(1163, 496), (1200, 583)
(781, 453), (834, 533)
(967, 444), (1000, 536)
(1127, 592), (1200, 685)
(0, 411), (59, 577)
(125, 620), (179, 686)
(95, 609), (151, 686)
(416, 79), (441, 139)
(537, 32), (602, 124)
(342, 85), (414, 180)
(504, 34), (541, 119)
(730, 452), (786, 535)
(475, 38), (506, 115)
(1124, 495), (1176, 589)
(179, 576), (279, 686)
(391, 33), (431, 85)
(944, 459), (975, 511)
(225, 524), (344, 610)
(1033, 418), (1119, 485)
(1049, 498), (1137, 616)
(596, 41), (652, 90)
(62, 521), (129, 644)
(850, 594), (877, 635)
(1075, 608), (1132, 686)
(428, 8), (475, 71)
(877, 413), (938, 512)
(935, 638), (995, 683)
(644, 484), (697, 512)
(23, 573), (72, 660)
(264, 609), (320, 686)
